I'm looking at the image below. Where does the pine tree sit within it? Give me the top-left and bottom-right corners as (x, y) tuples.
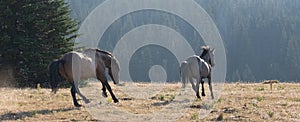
(0, 0), (78, 87)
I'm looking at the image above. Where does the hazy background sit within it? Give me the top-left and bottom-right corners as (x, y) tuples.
(66, 0), (300, 82)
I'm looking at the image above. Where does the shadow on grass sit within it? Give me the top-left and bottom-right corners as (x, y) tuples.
(151, 101), (171, 106)
(0, 107), (74, 121)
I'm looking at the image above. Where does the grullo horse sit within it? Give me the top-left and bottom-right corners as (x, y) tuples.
(180, 46), (215, 99)
(49, 48), (120, 107)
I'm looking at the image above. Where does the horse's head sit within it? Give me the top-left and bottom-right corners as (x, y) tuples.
(110, 57), (120, 84)
(208, 48), (215, 67)
(201, 46), (215, 67)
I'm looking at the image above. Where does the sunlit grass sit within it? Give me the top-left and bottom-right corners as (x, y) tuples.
(255, 87), (265, 91)
(0, 82), (299, 121)
(292, 98), (300, 102)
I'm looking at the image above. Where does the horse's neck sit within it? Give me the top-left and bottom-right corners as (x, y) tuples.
(96, 49), (112, 56)
(98, 53), (112, 68)
(200, 50), (207, 58)
(201, 54), (210, 66)
(200, 50), (209, 62)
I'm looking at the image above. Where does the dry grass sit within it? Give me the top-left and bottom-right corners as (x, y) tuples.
(0, 82), (299, 121)
(192, 83), (300, 121)
(0, 88), (92, 121)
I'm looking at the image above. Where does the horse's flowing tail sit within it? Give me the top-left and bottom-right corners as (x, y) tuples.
(109, 57), (120, 84)
(180, 61), (188, 88)
(49, 60), (64, 93)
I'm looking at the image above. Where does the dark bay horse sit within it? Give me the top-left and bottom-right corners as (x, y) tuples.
(49, 48), (120, 107)
(180, 46), (215, 99)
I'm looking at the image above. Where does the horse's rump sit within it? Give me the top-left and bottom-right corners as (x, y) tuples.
(60, 51), (98, 81)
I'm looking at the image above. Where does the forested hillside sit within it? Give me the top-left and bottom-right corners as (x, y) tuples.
(0, 0), (78, 86)
(67, 0), (300, 82)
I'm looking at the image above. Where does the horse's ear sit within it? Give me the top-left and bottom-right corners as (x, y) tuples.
(200, 46), (205, 49)
(201, 45), (208, 50)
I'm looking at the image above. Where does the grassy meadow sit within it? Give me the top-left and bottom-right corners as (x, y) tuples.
(0, 82), (299, 121)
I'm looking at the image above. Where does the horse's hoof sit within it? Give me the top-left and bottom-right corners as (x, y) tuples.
(84, 99), (90, 103)
(114, 99), (119, 103)
(196, 95), (201, 99)
(75, 104), (82, 107)
(202, 93), (206, 96)
(102, 92), (108, 98)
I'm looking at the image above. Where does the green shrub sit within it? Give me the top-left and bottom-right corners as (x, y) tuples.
(267, 111), (274, 118)
(191, 113), (198, 120)
(256, 87), (265, 91)
(256, 96), (263, 102)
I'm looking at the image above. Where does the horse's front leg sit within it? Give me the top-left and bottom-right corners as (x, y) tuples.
(201, 78), (206, 96)
(71, 83), (81, 107)
(208, 75), (214, 99)
(103, 80), (119, 103)
(195, 78), (201, 99)
(100, 81), (108, 98)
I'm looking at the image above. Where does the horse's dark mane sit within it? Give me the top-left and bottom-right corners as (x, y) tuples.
(95, 49), (113, 56)
(200, 49), (208, 58)
(200, 46), (210, 58)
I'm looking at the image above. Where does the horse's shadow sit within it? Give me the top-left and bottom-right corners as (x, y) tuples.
(0, 107), (74, 120)
(151, 101), (170, 106)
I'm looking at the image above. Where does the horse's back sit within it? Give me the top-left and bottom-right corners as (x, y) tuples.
(187, 55), (210, 77)
(182, 55), (211, 78)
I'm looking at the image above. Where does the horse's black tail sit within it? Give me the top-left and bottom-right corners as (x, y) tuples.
(49, 60), (64, 93)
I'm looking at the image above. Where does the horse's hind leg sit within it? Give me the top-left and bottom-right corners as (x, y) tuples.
(208, 76), (214, 99)
(100, 82), (108, 97)
(73, 81), (90, 103)
(201, 79), (206, 96)
(71, 84), (81, 107)
(195, 78), (201, 99)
